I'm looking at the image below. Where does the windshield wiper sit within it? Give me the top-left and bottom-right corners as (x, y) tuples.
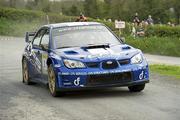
(82, 43), (111, 49)
(56, 46), (80, 49)
(86, 43), (110, 46)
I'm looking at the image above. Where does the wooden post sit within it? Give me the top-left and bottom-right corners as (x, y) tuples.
(46, 15), (49, 24)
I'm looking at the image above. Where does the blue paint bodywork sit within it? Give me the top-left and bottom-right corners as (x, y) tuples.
(22, 22), (149, 91)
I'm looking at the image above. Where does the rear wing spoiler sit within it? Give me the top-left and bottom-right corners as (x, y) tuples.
(25, 32), (36, 43)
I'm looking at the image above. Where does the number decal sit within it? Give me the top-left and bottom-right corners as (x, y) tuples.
(42, 53), (48, 71)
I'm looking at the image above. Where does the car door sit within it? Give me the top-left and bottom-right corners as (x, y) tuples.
(39, 28), (50, 82)
(30, 29), (45, 80)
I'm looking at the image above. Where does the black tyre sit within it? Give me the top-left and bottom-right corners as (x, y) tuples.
(22, 58), (32, 85)
(128, 84), (145, 92)
(48, 64), (64, 97)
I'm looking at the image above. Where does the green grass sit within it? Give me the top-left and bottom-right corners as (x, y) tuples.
(126, 36), (180, 57)
(150, 64), (180, 79)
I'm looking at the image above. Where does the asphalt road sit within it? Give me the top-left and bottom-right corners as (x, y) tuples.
(0, 36), (180, 120)
(145, 54), (180, 66)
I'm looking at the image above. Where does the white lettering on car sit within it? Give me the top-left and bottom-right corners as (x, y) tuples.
(139, 71), (144, 80)
(74, 77), (80, 86)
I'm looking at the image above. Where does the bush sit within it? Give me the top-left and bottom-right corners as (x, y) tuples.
(47, 13), (77, 23)
(0, 7), (77, 23)
(126, 36), (180, 57)
(0, 18), (42, 36)
(146, 25), (180, 38)
(0, 7), (44, 22)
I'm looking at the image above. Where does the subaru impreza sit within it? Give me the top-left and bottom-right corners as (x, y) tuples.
(22, 22), (149, 97)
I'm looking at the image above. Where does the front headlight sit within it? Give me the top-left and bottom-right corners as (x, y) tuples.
(63, 59), (86, 68)
(131, 53), (143, 64)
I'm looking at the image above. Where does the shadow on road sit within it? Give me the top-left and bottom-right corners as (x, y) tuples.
(61, 89), (145, 99)
(13, 80), (145, 100)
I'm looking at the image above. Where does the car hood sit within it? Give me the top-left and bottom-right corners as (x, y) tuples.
(54, 44), (141, 62)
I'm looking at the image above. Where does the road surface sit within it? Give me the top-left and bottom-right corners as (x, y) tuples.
(145, 54), (180, 66)
(0, 36), (180, 120)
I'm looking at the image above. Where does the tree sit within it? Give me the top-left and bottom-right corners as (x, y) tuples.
(173, 0), (180, 24)
(70, 5), (79, 16)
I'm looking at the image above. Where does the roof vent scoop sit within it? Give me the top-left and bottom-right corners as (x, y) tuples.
(122, 46), (131, 50)
(64, 50), (78, 55)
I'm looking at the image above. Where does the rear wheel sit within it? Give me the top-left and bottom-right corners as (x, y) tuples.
(128, 84), (145, 92)
(22, 58), (32, 85)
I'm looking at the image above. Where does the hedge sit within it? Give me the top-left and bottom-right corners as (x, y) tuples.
(0, 7), (44, 21)
(146, 25), (180, 38)
(0, 7), (77, 23)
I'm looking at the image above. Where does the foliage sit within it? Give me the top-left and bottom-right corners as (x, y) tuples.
(146, 25), (180, 38)
(0, 7), (77, 23)
(0, 7), (44, 21)
(0, 0), (180, 24)
(125, 36), (180, 57)
(0, 18), (41, 36)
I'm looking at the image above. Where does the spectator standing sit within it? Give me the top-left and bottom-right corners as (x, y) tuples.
(133, 13), (140, 26)
(136, 22), (145, 37)
(131, 23), (136, 38)
(147, 15), (154, 25)
(76, 14), (87, 22)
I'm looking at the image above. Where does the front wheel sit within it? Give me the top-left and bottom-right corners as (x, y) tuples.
(128, 84), (145, 92)
(48, 64), (65, 97)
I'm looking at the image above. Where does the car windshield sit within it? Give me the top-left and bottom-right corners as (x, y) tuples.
(52, 25), (121, 49)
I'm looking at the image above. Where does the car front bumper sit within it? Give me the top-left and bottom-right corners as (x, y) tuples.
(54, 62), (149, 90)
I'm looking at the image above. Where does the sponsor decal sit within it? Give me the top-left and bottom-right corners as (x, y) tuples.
(29, 49), (41, 73)
(57, 26), (105, 33)
(88, 48), (109, 55)
(42, 53), (48, 70)
(41, 53), (48, 74)
(139, 71), (144, 80)
(74, 77), (80, 86)
(58, 69), (131, 76)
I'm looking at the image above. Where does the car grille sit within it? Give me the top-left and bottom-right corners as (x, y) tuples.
(102, 60), (118, 69)
(85, 59), (130, 69)
(87, 72), (132, 86)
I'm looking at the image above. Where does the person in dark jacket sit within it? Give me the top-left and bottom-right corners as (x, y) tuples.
(133, 13), (140, 26)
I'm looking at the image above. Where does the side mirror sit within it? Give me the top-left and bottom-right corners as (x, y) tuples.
(25, 32), (36, 43)
(25, 32), (30, 43)
(121, 37), (126, 43)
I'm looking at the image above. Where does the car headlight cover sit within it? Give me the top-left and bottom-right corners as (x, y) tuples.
(131, 53), (143, 64)
(63, 59), (85, 68)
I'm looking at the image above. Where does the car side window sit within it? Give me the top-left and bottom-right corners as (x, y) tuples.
(33, 29), (44, 46)
(40, 29), (49, 50)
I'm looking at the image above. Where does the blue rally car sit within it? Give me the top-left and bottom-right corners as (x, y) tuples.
(22, 22), (149, 97)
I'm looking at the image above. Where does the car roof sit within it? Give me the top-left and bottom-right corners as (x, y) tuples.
(43, 22), (102, 28)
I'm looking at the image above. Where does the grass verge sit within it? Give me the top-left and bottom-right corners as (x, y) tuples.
(150, 64), (180, 79)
